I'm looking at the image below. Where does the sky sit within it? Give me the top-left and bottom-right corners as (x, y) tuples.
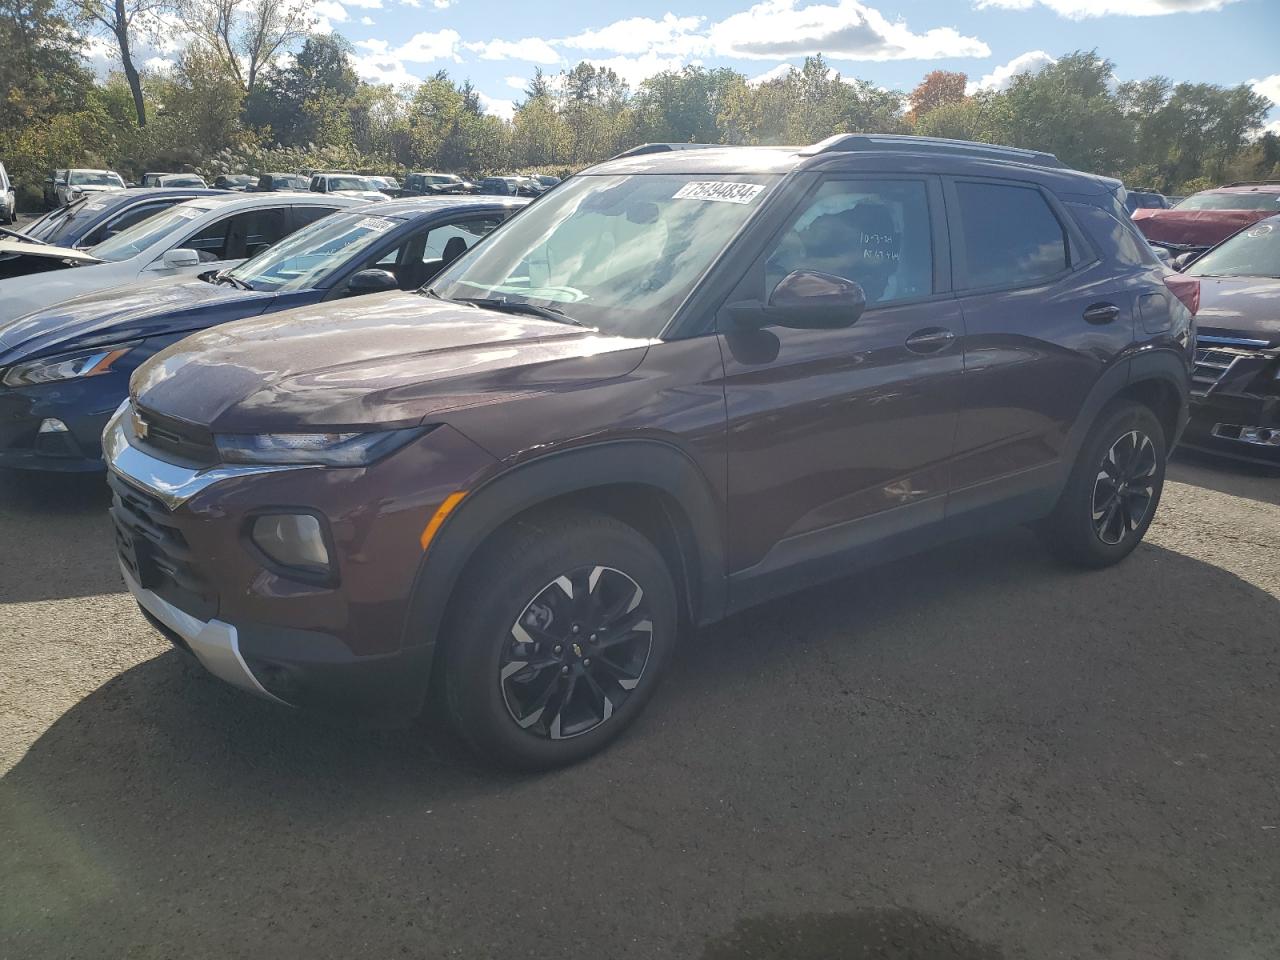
(87, 0), (1280, 130)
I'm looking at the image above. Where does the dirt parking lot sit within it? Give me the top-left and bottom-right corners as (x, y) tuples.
(1, 453), (1277, 959)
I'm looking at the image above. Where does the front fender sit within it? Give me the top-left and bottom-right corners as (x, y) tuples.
(399, 438), (728, 659)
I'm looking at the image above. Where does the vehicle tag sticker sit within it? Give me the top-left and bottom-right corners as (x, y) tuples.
(1246, 223), (1274, 237)
(673, 181), (766, 204)
(355, 216), (395, 232)
(84, 198), (110, 210)
(173, 206), (202, 219)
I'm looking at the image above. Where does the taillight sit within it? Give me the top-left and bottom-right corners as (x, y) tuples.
(1164, 274), (1200, 316)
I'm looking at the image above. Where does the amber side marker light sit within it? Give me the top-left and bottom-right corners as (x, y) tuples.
(420, 491), (466, 552)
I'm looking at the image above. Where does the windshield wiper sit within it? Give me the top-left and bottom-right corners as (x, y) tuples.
(455, 296), (589, 327)
(214, 270), (254, 291)
(0, 226), (37, 242)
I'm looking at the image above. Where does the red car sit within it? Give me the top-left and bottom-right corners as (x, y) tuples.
(1134, 181), (1280, 255)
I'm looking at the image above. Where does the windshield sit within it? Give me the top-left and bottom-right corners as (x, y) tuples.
(327, 176), (376, 192)
(90, 203), (211, 262)
(431, 172), (777, 336)
(165, 176), (206, 186)
(1175, 191), (1280, 211)
(70, 171), (123, 187)
(228, 211), (400, 292)
(1187, 219), (1280, 278)
(423, 175), (460, 185)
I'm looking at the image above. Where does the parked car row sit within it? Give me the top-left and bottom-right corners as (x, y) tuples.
(2, 135), (1271, 772)
(1132, 180), (1280, 255)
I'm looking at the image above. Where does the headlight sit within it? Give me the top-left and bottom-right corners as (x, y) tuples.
(2, 345), (133, 387)
(214, 427), (424, 466)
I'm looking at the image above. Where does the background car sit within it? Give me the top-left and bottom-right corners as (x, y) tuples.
(1133, 181), (1280, 254)
(0, 195), (524, 471)
(532, 174), (562, 190)
(477, 176), (542, 197)
(1124, 190), (1168, 214)
(403, 172), (475, 195)
(213, 174), (256, 191)
(1174, 214), (1280, 466)
(0, 162), (14, 225)
(254, 173), (311, 192)
(309, 173), (388, 202)
(42, 169), (68, 208)
(0, 192), (358, 323)
(55, 169), (126, 206)
(15, 188), (224, 249)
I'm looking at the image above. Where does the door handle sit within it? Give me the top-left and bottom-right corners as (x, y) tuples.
(905, 327), (956, 353)
(1083, 302), (1121, 325)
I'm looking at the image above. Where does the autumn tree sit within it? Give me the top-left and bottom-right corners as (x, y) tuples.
(907, 70), (967, 123)
(181, 0), (314, 97)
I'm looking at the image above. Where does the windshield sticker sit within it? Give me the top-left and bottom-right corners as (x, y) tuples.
(1245, 223), (1274, 238)
(173, 206), (202, 219)
(84, 198), (111, 211)
(673, 181), (766, 204)
(355, 216), (395, 232)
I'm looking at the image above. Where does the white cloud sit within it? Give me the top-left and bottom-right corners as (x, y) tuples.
(360, 15), (374, 25)
(967, 49), (1056, 93)
(433, 0), (454, 7)
(463, 37), (561, 63)
(398, 0), (420, 6)
(748, 63), (795, 85)
(504, 74), (527, 90)
(477, 92), (516, 120)
(584, 51), (694, 87)
(559, 13), (706, 57)
(708, 0), (990, 61)
(973, 0), (1237, 16)
(311, 0), (349, 31)
(352, 29), (459, 84)
(143, 55), (175, 72)
(1252, 74), (1280, 107)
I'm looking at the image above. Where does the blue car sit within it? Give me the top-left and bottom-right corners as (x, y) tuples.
(0, 195), (526, 471)
(15, 187), (226, 249)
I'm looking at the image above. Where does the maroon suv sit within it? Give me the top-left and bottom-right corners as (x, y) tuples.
(105, 135), (1196, 769)
(1134, 181), (1280, 255)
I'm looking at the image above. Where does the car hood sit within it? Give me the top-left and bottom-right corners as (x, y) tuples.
(0, 238), (103, 264)
(332, 190), (388, 202)
(1133, 208), (1270, 247)
(1193, 275), (1280, 347)
(0, 276), (260, 362)
(131, 292), (651, 433)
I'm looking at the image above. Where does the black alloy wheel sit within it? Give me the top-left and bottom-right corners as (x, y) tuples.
(500, 565), (654, 740)
(1091, 429), (1158, 546)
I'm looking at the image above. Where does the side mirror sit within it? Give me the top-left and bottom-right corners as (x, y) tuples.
(346, 268), (398, 295)
(1171, 251), (1199, 272)
(161, 248), (202, 269)
(726, 270), (867, 331)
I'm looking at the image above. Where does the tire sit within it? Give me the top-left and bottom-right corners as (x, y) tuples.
(439, 507), (678, 771)
(1040, 401), (1167, 568)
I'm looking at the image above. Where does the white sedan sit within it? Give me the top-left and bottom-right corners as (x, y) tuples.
(0, 193), (360, 325)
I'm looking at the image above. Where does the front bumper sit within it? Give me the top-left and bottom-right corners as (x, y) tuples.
(0, 372), (132, 471)
(1182, 397), (1280, 466)
(104, 404), (497, 721)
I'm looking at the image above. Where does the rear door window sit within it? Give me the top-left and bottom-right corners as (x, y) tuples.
(183, 207), (289, 261)
(953, 181), (1070, 289)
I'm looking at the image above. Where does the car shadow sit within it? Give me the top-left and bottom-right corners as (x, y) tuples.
(1170, 449), (1279, 505)
(4, 527), (1279, 957)
(0, 469), (121, 602)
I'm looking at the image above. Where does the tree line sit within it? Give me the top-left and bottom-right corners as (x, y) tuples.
(2, 0), (1277, 206)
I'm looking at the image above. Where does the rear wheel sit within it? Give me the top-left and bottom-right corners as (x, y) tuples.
(439, 508), (678, 770)
(1041, 401), (1166, 568)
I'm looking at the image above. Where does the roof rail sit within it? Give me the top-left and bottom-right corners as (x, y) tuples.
(799, 133), (1064, 169)
(1223, 180), (1280, 187)
(610, 142), (722, 159)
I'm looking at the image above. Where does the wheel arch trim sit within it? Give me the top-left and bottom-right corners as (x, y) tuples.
(399, 438), (727, 661)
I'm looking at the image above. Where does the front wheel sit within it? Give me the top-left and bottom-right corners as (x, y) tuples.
(1040, 402), (1167, 568)
(439, 508), (678, 770)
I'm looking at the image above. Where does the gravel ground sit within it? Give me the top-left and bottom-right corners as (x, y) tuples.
(1, 452), (1277, 959)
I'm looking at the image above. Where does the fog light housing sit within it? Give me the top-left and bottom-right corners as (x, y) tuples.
(250, 513), (332, 576)
(39, 418), (69, 434)
(1211, 424), (1280, 447)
